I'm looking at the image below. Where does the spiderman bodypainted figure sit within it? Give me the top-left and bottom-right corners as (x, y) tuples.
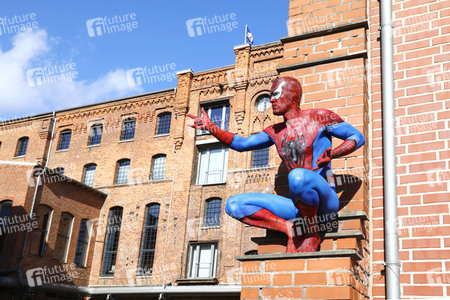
(187, 77), (365, 253)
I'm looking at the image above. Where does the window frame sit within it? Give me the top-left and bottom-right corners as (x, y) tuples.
(15, 137), (29, 157)
(196, 145), (229, 185)
(151, 154), (166, 181)
(88, 124), (103, 146)
(120, 118), (136, 141)
(198, 102), (230, 135)
(101, 206), (123, 276)
(137, 203), (160, 276)
(187, 243), (218, 279)
(251, 147), (270, 168)
(74, 218), (90, 267)
(115, 159), (130, 184)
(57, 129), (72, 151)
(204, 198), (222, 227)
(54, 212), (74, 262)
(0, 200), (13, 252)
(82, 164), (97, 187)
(30, 204), (53, 257)
(155, 112), (172, 136)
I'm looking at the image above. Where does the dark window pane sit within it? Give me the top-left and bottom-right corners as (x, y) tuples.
(57, 130), (72, 150)
(16, 137), (29, 156)
(29, 205), (52, 257)
(138, 204), (160, 276)
(82, 164), (96, 187)
(120, 118), (136, 141)
(54, 212), (73, 261)
(101, 207), (123, 276)
(156, 113), (171, 135)
(74, 219), (89, 266)
(252, 148), (269, 168)
(88, 124), (103, 146)
(204, 198), (221, 227)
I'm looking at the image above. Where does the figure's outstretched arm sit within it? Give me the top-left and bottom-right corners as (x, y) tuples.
(187, 108), (273, 151)
(316, 121), (365, 168)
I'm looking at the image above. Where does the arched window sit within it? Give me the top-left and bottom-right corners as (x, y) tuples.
(57, 129), (72, 150)
(74, 219), (90, 267)
(138, 204), (160, 275)
(151, 155), (166, 180)
(115, 159), (130, 184)
(101, 206), (123, 276)
(54, 212), (74, 262)
(30, 204), (53, 257)
(204, 198), (222, 227)
(82, 164), (97, 187)
(88, 124), (103, 146)
(15, 137), (29, 156)
(0, 200), (13, 252)
(120, 118), (136, 141)
(255, 94), (271, 112)
(156, 112), (171, 135)
(55, 167), (64, 175)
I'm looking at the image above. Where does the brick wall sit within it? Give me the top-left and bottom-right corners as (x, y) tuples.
(368, 0), (450, 298)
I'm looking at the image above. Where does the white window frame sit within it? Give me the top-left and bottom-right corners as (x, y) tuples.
(196, 145), (229, 185)
(198, 103), (230, 135)
(188, 243), (218, 279)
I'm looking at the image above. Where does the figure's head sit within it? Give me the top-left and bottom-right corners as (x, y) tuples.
(269, 76), (302, 115)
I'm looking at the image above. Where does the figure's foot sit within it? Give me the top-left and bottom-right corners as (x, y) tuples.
(285, 225), (305, 253)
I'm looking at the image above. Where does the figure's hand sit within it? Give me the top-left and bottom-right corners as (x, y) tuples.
(186, 108), (213, 130)
(316, 147), (332, 168)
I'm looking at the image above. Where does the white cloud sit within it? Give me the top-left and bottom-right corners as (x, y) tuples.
(0, 29), (142, 119)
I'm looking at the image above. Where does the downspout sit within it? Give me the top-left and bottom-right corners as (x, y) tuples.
(18, 112), (57, 269)
(380, 0), (401, 299)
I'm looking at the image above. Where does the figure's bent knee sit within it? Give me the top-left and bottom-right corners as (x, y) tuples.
(225, 195), (241, 218)
(288, 168), (308, 194)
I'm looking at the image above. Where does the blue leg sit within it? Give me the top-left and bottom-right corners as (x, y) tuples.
(225, 193), (297, 221)
(288, 168), (339, 220)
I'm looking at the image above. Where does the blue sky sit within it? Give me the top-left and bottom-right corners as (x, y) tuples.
(0, 0), (288, 121)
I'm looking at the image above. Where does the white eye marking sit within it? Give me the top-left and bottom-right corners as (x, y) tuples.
(273, 81), (285, 100)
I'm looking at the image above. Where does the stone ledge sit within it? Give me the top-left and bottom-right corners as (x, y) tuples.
(236, 249), (363, 262)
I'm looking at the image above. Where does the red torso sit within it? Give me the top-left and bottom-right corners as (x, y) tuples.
(264, 109), (343, 172)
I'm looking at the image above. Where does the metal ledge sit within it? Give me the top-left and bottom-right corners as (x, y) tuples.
(277, 51), (367, 73)
(280, 19), (369, 44)
(236, 249), (363, 261)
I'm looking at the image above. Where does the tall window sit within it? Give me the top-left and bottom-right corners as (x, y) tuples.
(30, 205), (52, 257)
(82, 164), (97, 187)
(188, 243), (218, 278)
(120, 118), (136, 141)
(252, 148), (269, 168)
(138, 204), (160, 275)
(156, 112), (171, 135)
(115, 159), (130, 184)
(88, 124), (103, 146)
(0, 200), (13, 252)
(204, 198), (222, 227)
(151, 155), (166, 180)
(55, 167), (65, 175)
(57, 130), (72, 150)
(197, 146), (229, 185)
(101, 207), (123, 276)
(15, 137), (29, 156)
(74, 219), (90, 267)
(54, 212), (73, 262)
(199, 104), (229, 135)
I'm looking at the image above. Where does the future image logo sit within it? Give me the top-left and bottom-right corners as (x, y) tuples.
(186, 13), (238, 37)
(0, 13), (38, 36)
(86, 13), (138, 37)
(26, 264), (78, 287)
(126, 63), (177, 87)
(26, 63), (78, 88)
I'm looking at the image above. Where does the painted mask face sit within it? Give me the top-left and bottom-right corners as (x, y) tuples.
(269, 77), (302, 115)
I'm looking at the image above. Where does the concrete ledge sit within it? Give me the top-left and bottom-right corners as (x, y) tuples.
(236, 249), (363, 261)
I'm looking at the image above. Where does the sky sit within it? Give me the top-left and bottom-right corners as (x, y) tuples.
(0, 0), (288, 121)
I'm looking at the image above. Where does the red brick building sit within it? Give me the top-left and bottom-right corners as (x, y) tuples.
(0, 1), (448, 299)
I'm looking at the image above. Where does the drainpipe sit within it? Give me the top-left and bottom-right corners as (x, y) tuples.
(18, 112), (57, 269)
(380, 0), (401, 298)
